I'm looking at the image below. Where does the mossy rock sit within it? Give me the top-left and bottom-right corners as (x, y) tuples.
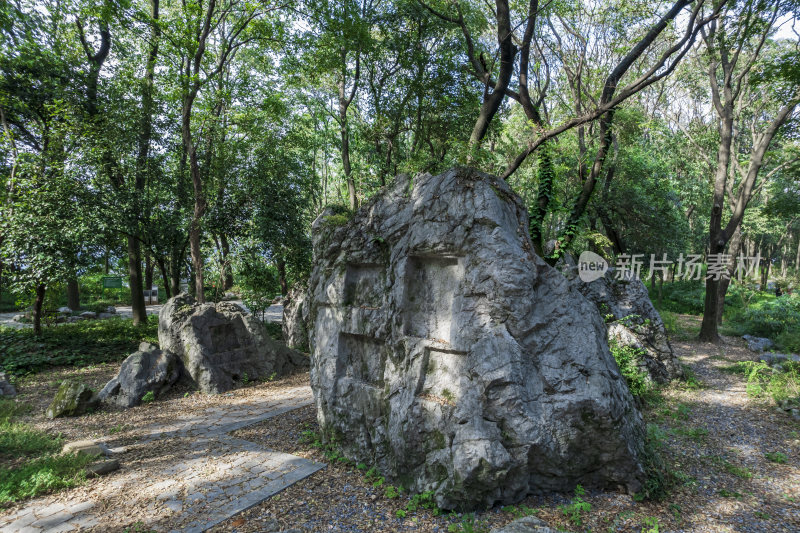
(46, 381), (98, 419)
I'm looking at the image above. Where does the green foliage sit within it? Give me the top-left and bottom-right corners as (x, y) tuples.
(264, 322), (283, 342)
(634, 424), (674, 502)
(723, 360), (800, 407)
(559, 484), (591, 526)
(641, 516), (660, 533)
(609, 340), (653, 399)
(726, 295), (800, 350)
(0, 398), (93, 503)
(140, 391), (155, 403)
(446, 513), (490, 533)
(654, 281), (705, 315)
(765, 451), (788, 464)
(0, 315), (158, 375)
(0, 452), (94, 503)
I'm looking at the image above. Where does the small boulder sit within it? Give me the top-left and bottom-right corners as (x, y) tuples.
(743, 335), (775, 353)
(85, 458), (120, 478)
(62, 440), (112, 457)
(57, 306), (72, 314)
(159, 294), (308, 394)
(758, 352), (800, 366)
(12, 314), (26, 322)
(0, 372), (17, 397)
(66, 316), (83, 323)
(106, 306), (117, 314)
(98, 342), (181, 408)
(80, 311), (97, 319)
(98, 312), (114, 319)
(490, 517), (562, 533)
(46, 381), (98, 418)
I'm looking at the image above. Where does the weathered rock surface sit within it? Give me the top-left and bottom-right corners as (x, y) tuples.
(98, 342), (181, 407)
(743, 335), (775, 353)
(282, 283), (309, 351)
(307, 168), (646, 510)
(62, 440), (112, 457)
(46, 381), (98, 418)
(563, 267), (683, 383)
(0, 372), (16, 397)
(85, 458), (120, 478)
(159, 294), (308, 394)
(80, 311), (97, 319)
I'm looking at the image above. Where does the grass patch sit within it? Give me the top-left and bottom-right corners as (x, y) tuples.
(0, 315), (158, 375)
(765, 452), (788, 464)
(672, 425), (709, 443)
(708, 455), (753, 479)
(0, 398), (94, 503)
(723, 360), (800, 407)
(0, 453), (95, 503)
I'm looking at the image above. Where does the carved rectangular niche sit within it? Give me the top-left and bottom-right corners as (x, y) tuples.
(336, 333), (386, 387)
(403, 255), (464, 344)
(420, 347), (468, 403)
(343, 263), (385, 308)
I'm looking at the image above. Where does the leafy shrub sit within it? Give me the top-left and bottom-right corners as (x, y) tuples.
(559, 484), (591, 526)
(0, 315), (158, 375)
(653, 281), (705, 315)
(724, 360), (800, 406)
(609, 340), (653, 399)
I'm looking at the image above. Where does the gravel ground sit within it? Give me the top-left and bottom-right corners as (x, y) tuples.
(216, 320), (799, 533)
(3, 315), (798, 532)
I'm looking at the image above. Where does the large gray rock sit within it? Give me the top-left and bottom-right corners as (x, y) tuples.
(307, 168), (646, 510)
(563, 267), (683, 383)
(743, 335), (774, 353)
(98, 342), (181, 407)
(158, 294), (309, 394)
(282, 284), (309, 351)
(0, 372), (16, 397)
(46, 381), (98, 418)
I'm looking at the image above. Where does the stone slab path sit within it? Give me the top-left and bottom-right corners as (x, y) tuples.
(0, 385), (324, 533)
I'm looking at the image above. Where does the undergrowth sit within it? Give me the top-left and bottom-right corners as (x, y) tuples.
(0, 315), (158, 375)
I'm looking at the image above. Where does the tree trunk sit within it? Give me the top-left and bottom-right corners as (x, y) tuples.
(157, 256), (171, 299)
(145, 252), (154, 291)
(127, 236), (147, 325)
(220, 233), (234, 290)
(33, 284), (45, 336)
(795, 232), (800, 270)
(715, 226), (743, 325)
(66, 278), (80, 310)
(104, 250), (110, 274)
(277, 256), (288, 297)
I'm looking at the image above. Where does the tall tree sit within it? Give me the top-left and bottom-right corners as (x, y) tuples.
(697, 0), (800, 342)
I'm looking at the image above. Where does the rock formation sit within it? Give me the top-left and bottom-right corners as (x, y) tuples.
(46, 381), (98, 418)
(307, 168), (646, 510)
(562, 268), (683, 383)
(282, 283), (309, 351)
(158, 294), (308, 394)
(98, 342), (182, 407)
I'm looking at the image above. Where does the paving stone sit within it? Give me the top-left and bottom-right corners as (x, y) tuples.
(2, 389), (322, 533)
